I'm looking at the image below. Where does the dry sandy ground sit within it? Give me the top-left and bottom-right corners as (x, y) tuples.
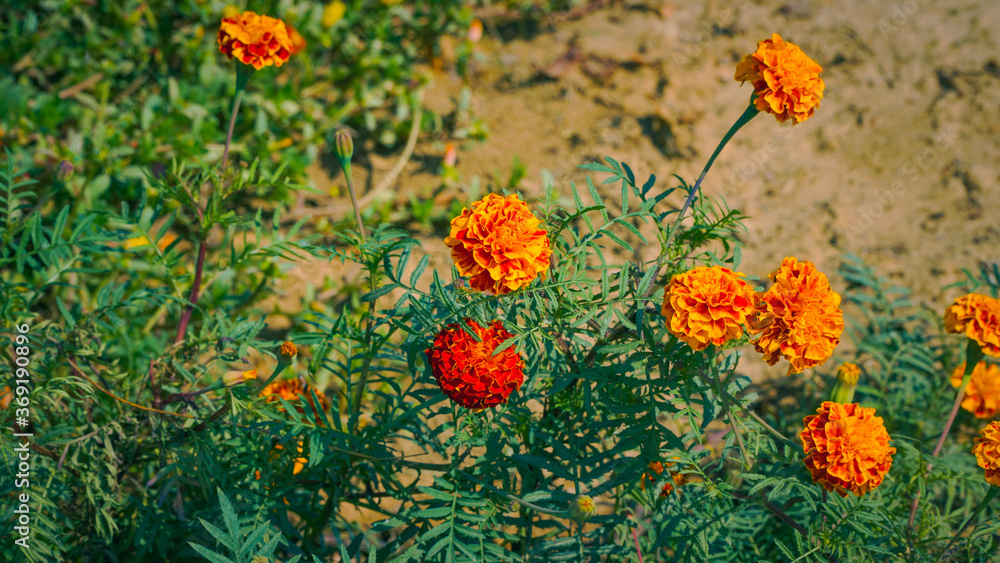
(285, 0), (1000, 375)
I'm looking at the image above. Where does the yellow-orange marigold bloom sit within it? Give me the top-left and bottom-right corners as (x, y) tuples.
(425, 319), (525, 409)
(951, 362), (1000, 419)
(944, 293), (1000, 357)
(662, 266), (755, 351)
(750, 257), (844, 375)
(734, 33), (824, 124)
(445, 194), (551, 295)
(218, 11), (293, 70)
(800, 401), (895, 497)
(279, 341), (298, 360)
(260, 378), (330, 417)
(973, 421), (1000, 486)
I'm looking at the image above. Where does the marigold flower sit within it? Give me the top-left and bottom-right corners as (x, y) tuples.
(973, 421), (1000, 486)
(279, 341), (298, 360)
(260, 378), (330, 416)
(568, 495), (595, 522)
(322, 2), (346, 28)
(640, 461), (666, 490)
(218, 11), (293, 70)
(734, 33), (824, 124)
(660, 474), (686, 498)
(800, 401), (895, 497)
(944, 293), (1000, 357)
(425, 319), (525, 409)
(445, 194), (551, 295)
(286, 23), (307, 56)
(223, 368), (258, 387)
(750, 257), (844, 375)
(661, 266), (755, 351)
(951, 362), (1000, 419)
(0, 386), (11, 410)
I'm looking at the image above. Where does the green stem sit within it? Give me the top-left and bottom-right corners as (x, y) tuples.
(221, 66), (252, 171)
(339, 158), (367, 244)
(663, 101), (759, 250)
(936, 485), (999, 562)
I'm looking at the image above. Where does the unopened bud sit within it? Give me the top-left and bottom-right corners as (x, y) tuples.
(224, 369), (258, 387)
(334, 129), (354, 162)
(831, 362), (860, 404)
(567, 495), (595, 522)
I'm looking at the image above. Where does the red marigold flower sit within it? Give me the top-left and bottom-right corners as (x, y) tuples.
(944, 293), (1000, 357)
(973, 421), (1000, 486)
(662, 266), (755, 351)
(425, 319), (525, 409)
(951, 361), (1000, 419)
(734, 33), (824, 124)
(749, 257), (844, 375)
(800, 401), (895, 497)
(260, 378), (330, 418)
(218, 11), (294, 70)
(445, 194), (552, 295)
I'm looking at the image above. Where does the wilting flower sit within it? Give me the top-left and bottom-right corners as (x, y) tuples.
(944, 293), (1000, 357)
(750, 257), (844, 375)
(734, 33), (824, 124)
(286, 23), (307, 56)
(567, 495), (595, 522)
(260, 378), (330, 417)
(800, 401), (895, 497)
(218, 11), (294, 70)
(445, 194), (551, 295)
(973, 421), (1000, 486)
(322, 1), (346, 28)
(425, 319), (525, 409)
(661, 266), (755, 351)
(951, 362), (1000, 419)
(223, 368), (258, 387)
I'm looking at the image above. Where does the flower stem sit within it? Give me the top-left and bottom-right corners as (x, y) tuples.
(221, 66), (252, 171)
(663, 101), (759, 250)
(936, 485), (999, 562)
(909, 340), (985, 528)
(340, 159), (367, 244)
(174, 239), (206, 345)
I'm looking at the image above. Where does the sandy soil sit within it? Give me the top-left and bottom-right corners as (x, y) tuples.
(286, 0), (1000, 378)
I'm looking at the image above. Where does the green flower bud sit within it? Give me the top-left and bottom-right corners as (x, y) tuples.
(334, 129), (354, 162)
(567, 495), (595, 522)
(830, 362), (860, 404)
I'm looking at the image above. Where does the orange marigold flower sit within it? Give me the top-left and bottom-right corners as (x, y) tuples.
(286, 23), (307, 56)
(734, 33), (824, 124)
(425, 319), (525, 409)
(260, 378), (330, 417)
(0, 386), (11, 410)
(800, 401), (895, 497)
(973, 421), (1000, 486)
(749, 257), (844, 375)
(660, 474), (686, 498)
(944, 293), (1000, 357)
(445, 194), (551, 295)
(218, 11), (293, 70)
(951, 362), (1000, 419)
(279, 341), (298, 360)
(640, 461), (666, 490)
(661, 266), (755, 351)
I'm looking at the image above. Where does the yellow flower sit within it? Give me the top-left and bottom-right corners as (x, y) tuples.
(567, 495), (595, 522)
(749, 257), (844, 375)
(661, 266), (755, 351)
(951, 362), (1000, 419)
(944, 293), (1000, 357)
(445, 194), (551, 295)
(735, 33), (824, 124)
(124, 233), (177, 252)
(800, 402), (895, 497)
(218, 11), (294, 70)
(322, 2), (347, 28)
(973, 421), (1000, 486)
(223, 369), (258, 387)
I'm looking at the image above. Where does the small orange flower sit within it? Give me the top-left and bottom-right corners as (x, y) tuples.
(800, 401), (895, 497)
(260, 378), (330, 418)
(218, 11), (294, 70)
(735, 33), (824, 124)
(660, 474), (686, 498)
(425, 319), (525, 409)
(0, 386), (11, 409)
(973, 421), (1000, 486)
(445, 194), (551, 295)
(944, 293), (1000, 357)
(951, 362), (1000, 419)
(280, 341), (298, 360)
(286, 23), (307, 56)
(749, 257), (844, 375)
(661, 266), (755, 351)
(640, 461), (666, 490)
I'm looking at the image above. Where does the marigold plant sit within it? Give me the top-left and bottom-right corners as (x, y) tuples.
(951, 361), (1000, 418)
(218, 11), (294, 70)
(424, 318), (526, 409)
(973, 421), (1000, 486)
(734, 33), (824, 124)
(800, 401), (896, 497)
(944, 293), (1000, 357)
(260, 378), (330, 416)
(445, 193), (552, 295)
(750, 257), (844, 375)
(661, 266), (755, 351)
